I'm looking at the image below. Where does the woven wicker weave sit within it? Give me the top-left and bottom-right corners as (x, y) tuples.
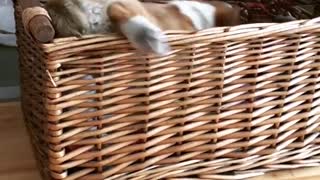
(14, 0), (320, 179)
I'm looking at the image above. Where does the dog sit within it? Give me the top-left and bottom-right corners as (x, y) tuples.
(46, 0), (241, 55)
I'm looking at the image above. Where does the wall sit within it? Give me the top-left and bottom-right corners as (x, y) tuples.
(0, 46), (20, 100)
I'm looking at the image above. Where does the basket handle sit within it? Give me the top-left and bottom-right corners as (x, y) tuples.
(18, 0), (55, 43)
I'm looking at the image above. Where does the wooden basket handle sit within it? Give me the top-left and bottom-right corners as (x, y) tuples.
(18, 0), (55, 43)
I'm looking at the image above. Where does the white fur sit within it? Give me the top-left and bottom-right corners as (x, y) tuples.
(170, 1), (215, 30)
(120, 16), (170, 55)
(78, 0), (110, 33)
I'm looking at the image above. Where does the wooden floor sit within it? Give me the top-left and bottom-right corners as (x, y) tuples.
(0, 102), (41, 180)
(1, 101), (320, 180)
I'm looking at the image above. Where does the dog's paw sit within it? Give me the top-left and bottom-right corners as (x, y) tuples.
(120, 16), (171, 56)
(134, 27), (171, 55)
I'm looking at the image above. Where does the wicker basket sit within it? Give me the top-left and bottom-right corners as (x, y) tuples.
(14, 0), (320, 179)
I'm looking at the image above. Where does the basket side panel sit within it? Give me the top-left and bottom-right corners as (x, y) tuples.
(14, 3), (52, 180)
(41, 25), (320, 179)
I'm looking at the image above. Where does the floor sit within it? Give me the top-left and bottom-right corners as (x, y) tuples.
(1, 101), (320, 180)
(0, 102), (41, 180)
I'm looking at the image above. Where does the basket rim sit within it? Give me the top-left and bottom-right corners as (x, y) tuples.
(38, 17), (320, 55)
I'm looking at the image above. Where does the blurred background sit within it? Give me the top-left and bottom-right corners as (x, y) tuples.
(0, 0), (20, 101)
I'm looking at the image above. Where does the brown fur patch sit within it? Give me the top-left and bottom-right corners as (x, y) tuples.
(108, 0), (241, 31)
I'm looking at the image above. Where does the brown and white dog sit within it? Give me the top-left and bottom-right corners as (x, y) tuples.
(46, 0), (241, 55)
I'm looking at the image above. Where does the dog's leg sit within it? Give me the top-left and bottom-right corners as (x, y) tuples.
(106, 0), (170, 55)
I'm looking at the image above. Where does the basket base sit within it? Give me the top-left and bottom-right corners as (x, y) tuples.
(1, 101), (320, 180)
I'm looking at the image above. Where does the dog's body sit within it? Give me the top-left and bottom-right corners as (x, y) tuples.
(46, 0), (241, 55)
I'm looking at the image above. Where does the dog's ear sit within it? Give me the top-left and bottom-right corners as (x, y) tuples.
(108, 2), (171, 55)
